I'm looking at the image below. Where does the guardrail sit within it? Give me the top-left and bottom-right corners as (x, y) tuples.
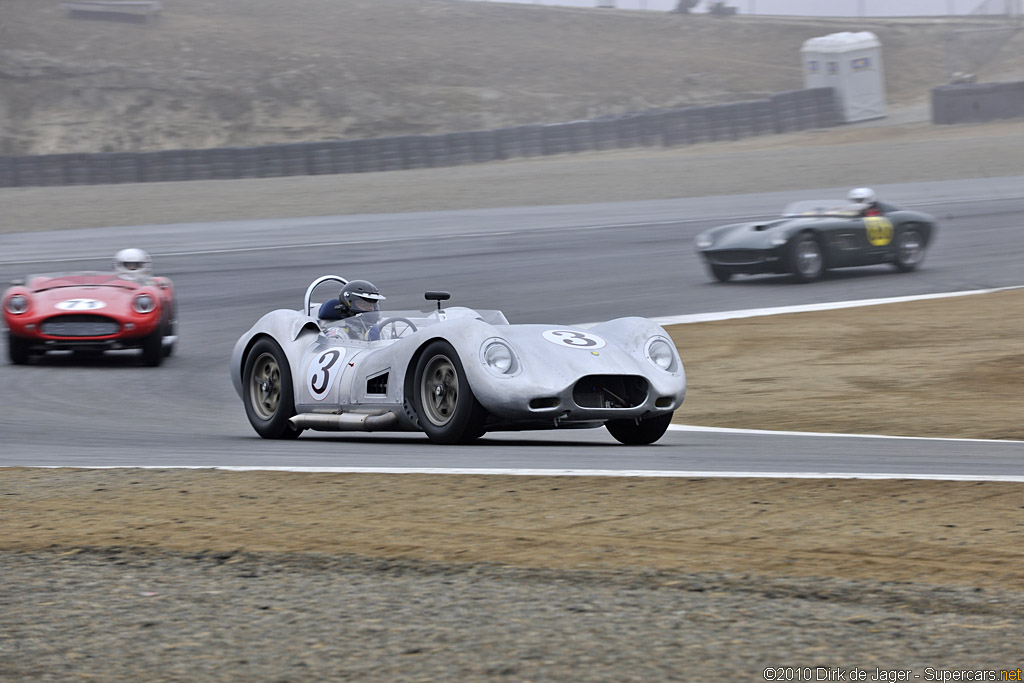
(0, 87), (841, 188)
(932, 80), (1024, 124)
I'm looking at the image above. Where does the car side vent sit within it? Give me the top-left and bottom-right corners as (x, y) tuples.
(366, 372), (389, 395)
(572, 375), (648, 409)
(529, 397), (560, 410)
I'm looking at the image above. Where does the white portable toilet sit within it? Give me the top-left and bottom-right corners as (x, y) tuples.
(801, 31), (886, 123)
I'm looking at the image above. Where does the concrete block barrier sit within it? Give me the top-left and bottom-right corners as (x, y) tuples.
(0, 88), (843, 187)
(932, 81), (1024, 124)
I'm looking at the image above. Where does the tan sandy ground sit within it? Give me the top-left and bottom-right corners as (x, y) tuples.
(3, 292), (1021, 591)
(670, 289), (1024, 441)
(3, 471), (1023, 590)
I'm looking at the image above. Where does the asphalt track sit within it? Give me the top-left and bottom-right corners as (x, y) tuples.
(2, 176), (1023, 476)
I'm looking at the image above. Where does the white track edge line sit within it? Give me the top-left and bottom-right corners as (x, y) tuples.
(648, 285), (1024, 325)
(5, 465), (1024, 482)
(666, 424), (1024, 444)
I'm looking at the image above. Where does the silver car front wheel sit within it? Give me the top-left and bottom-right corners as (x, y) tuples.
(412, 340), (487, 444)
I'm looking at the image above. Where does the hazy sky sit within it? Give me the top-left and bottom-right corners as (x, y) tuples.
(465, 0), (1009, 16)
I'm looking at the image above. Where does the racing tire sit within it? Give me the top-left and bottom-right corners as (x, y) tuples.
(893, 226), (926, 273)
(8, 332), (30, 365)
(140, 329), (164, 367)
(606, 412), (674, 445)
(162, 321), (176, 358)
(709, 265), (733, 283)
(162, 301), (178, 357)
(412, 340), (487, 445)
(790, 233), (825, 283)
(243, 338), (303, 439)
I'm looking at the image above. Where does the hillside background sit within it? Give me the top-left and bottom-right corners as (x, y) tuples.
(1, 0), (1023, 155)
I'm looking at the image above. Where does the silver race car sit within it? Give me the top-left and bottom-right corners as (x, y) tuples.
(230, 276), (686, 445)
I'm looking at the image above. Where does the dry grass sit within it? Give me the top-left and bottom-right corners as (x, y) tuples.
(3, 0), (1023, 153)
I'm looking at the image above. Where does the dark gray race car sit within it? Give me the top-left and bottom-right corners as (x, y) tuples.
(694, 199), (937, 283)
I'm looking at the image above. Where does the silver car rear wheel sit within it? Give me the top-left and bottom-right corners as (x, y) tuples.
(250, 352), (282, 420)
(242, 338), (302, 439)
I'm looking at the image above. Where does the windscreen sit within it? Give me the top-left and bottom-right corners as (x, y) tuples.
(782, 200), (861, 218)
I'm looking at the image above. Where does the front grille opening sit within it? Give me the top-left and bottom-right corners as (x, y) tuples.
(572, 375), (648, 409)
(709, 250), (765, 265)
(529, 397), (560, 410)
(655, 396), (674, 408)
(41, 314), (120, 337)
(366, 371), (389, 395)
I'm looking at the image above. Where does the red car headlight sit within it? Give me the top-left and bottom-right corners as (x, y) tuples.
(132, 294), (156, 314)
(5, 294), (29, 315)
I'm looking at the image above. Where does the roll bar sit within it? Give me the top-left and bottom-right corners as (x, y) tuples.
(303, 275), (348, 317)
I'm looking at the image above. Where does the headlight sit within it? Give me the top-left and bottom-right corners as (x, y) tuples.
(769, 235), (788, 246)
(132, 294), (156, 314)
(482, 339), (517, 375)
(5, 294), (28, 315)
(695, 233), (714, 249)
(646, 337), (677, 372)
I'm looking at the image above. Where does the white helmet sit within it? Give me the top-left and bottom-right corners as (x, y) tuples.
(848, 187), (877, 206)
(113, 248), (152, 276)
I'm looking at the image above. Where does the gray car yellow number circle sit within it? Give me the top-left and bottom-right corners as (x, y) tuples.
(864, 216), (894, 246)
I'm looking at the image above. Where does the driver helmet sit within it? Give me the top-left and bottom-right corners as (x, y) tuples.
(337, 279), (385, 316)
(848, 187), (877, 207)
(113, 248), (152, 277)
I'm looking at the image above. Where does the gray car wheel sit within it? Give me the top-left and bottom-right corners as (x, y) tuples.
(894, 226), (926, 272)
(790, 234), (825, 283)
(709, 265), (733, 283)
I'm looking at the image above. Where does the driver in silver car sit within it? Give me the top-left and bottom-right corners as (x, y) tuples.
(319, 279), (386, 340)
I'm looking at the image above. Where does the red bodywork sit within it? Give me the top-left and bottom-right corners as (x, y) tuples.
(3, 272), (176, 354)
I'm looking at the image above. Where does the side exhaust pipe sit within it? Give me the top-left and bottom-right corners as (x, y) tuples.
(289, 412), (398, 432)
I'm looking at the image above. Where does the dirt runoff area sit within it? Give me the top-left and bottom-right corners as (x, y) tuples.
(3, 290), (1022, 594)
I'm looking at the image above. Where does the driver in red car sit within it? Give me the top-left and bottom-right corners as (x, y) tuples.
(113, 248), (154, 282)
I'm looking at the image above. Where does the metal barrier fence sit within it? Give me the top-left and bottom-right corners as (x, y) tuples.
(931, 79), (1024, 123)
(0, 87), (841, 188)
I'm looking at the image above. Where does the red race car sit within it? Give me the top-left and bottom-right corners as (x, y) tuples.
(3, 249), (177, 366)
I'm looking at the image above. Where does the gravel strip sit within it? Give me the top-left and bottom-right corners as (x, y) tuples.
(2, 549), (1021, 682)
